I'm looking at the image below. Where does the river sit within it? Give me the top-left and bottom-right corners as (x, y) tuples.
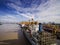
(0, 24), (31, 45)
(0, 24), (60, 45)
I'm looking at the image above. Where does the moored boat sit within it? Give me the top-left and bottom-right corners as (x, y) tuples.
(21, 19), (57, 45)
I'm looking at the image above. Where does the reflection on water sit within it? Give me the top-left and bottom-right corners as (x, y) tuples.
(0, 24), (20, 32)
(0, 24), (31, 45)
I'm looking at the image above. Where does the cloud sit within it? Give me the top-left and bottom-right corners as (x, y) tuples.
(7, 0), (60, 23)
(7, 3), (35, 19)
(17, 12), (35, 19)
(0, 14), (20, 23)
(35, 0), (60, 23)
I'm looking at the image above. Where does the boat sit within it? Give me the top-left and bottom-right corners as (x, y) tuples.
(21, 19), (57, 45)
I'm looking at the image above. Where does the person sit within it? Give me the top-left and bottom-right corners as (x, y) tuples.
(34, 22), (39, 32)
(39, 23), (43, 32)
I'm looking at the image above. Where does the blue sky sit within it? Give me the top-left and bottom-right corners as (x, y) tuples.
(0, 0), (60, 23)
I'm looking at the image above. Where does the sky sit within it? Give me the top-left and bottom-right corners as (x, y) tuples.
(0, 0), (60, 23)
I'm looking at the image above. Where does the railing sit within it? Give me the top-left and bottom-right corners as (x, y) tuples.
(32, 31), (56, 45)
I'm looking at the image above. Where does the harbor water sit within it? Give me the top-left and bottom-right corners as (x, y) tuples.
(0, 24), (31, 45)
(0, 24), (60, 45)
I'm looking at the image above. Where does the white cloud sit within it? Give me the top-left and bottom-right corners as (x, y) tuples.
(7, 0), (60, 23)
(0, 15), (19, 23)
(35, 0), (60, 23)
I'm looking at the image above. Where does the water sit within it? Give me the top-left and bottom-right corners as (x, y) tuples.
(0, 24), (31, 45)
(0, 24), (60, 45)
